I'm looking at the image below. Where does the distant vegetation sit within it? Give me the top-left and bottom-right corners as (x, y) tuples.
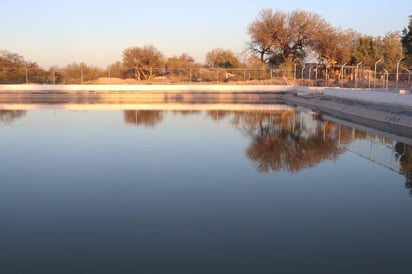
(1, 10), (411, 84)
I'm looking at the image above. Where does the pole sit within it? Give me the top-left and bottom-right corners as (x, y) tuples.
(309, 64), (312, 80)
(355, 62), (362, 89)
(294, 63), (297, 82)
(301, 66), (305, 81)
(80, 65), (83, 84)
(396, 58), (403, 89)
(25, 68), (28, 84)
(383, 68), (388, 90)
(270, 68), (273, 84)
(374, 58), (383, 89)
(340, 63), (346, 87)
(189, 66), (192, 85)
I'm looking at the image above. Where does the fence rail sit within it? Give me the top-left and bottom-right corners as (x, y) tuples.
(1, 66), (411, 90)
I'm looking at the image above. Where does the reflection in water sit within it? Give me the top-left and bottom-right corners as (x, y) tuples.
(172, 110), (202, 116)
(0, 110), (26, 124)
(119, 108), (412, 186)
(395, 143), (412, 193)
(123, 110), (164, 128)
(230, 111), (343, 172)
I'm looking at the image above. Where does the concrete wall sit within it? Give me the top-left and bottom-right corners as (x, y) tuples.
(0, 84), (293, 92)
(325, 88), (412, 108)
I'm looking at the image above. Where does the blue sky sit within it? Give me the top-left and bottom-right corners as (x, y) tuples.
(0, 0), (410, 68)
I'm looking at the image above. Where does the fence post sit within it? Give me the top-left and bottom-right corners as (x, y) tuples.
(80, 65), (83, 84)
(270, 68), (273, 84)
(374, 58), (383, 89)
(25, 68), (28, 84)
(294, 64), (297, 82)
(396, 58), (403, 89)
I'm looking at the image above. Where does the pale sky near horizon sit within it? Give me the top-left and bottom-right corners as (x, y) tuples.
(0, 0), (410, 68)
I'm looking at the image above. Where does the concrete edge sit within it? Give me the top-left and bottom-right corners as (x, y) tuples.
(0, 84), (294, 92)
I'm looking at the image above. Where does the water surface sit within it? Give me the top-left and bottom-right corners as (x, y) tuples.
(0, 106), (411, 274)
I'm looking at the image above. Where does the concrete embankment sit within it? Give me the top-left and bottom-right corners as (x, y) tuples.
(283, 93), (412, 139)
(1, 84), (411, 136)
(0, 84), (293, 92)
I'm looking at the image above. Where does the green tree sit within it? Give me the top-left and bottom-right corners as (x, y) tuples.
(0, 50), (28, 83)
(205, 48), (241, 68)
(107, 61), (125, 79)
(165, 53), (195, 80)
(122, 45), (165, 81)
(0, 50), (49, 84)
(382, 31), (403, 70)
(351, 35), (383, 65)
(60, 62), (104, 84)
(401, 15), (412, 68)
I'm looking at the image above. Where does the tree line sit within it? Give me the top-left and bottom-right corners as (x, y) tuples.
(1, 9), (411, 84)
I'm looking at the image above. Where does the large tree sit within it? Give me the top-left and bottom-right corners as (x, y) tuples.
(122, 45), (165, 81)
(401, 15), (412, 68)
(247, 9), (332, 65)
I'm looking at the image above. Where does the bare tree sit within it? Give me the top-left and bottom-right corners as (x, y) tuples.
(247, 9), (332, 66)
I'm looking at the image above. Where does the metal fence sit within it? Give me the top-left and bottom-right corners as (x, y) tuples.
(1, 66), (411, 90)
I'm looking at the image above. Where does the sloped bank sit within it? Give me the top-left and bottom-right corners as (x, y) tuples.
(283, 93), (412, 139)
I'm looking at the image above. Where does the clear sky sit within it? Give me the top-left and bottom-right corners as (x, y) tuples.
(0, 0), (410, 68)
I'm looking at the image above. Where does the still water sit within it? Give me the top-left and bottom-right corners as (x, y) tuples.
(1, 106), (411, 274)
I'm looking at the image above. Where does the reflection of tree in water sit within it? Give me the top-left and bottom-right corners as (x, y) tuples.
(172, 110), (201, 116)
(222, 110), (346, 173)
(394, 142), (412, 194)
(0, 110), (27, 124)
(206, 110), (232, 121)
(123, 110), (164, 128)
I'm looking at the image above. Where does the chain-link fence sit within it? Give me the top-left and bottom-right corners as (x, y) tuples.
(1, 65), (412, 90)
